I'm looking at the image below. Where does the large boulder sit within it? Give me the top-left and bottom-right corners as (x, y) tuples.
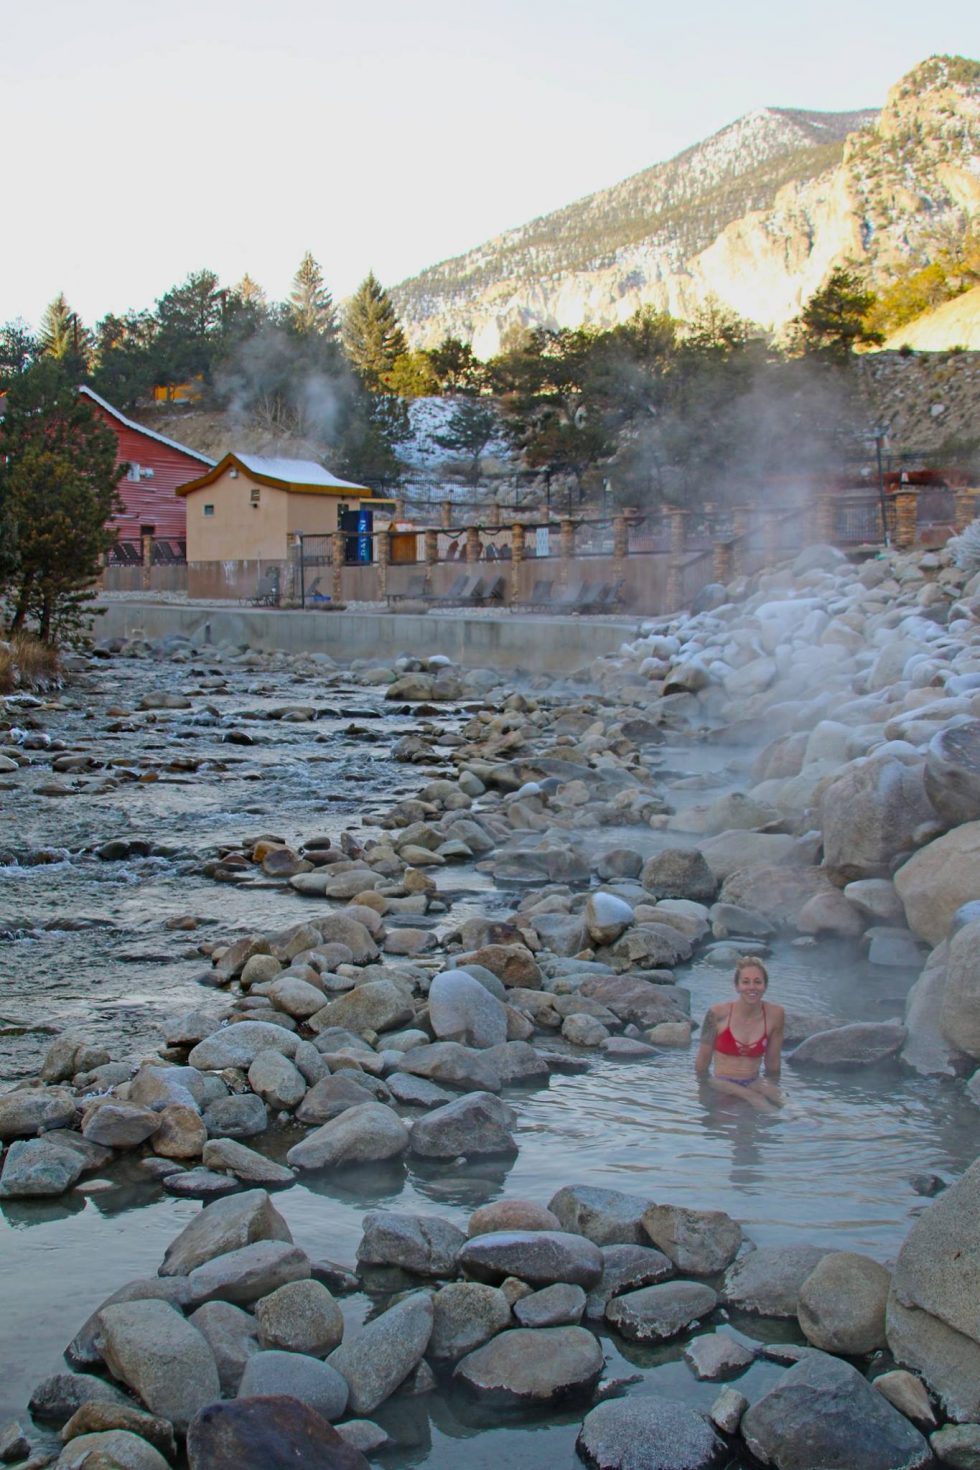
(429, 1282), (513, 1361)
(188, 1021), (299, 1071)
(741, 1353), (931, 1470)
(577, 1396), (725, 1470)
(427, 969), (508, 1048)
(0, 1086), (76, 1140)
(894, 822), (980, 945)
(254, 1279), (344, 1356)
(459, 1230), (603, 1288)
(719, 866), (840, 929)
(186, 1396), (370, 1470)
(721, 1246), (830, 1317)
(309, 981), (413, 1036)
(356, 1211), (466, 1277)
(577, 977), (689, 1029)
(0, 1136), (85, 1198)
(820, 754), (937, 878)
(53, 1430), (170, 1469)
(641, 849), (718, 902)
(789, 1021), (907, 1069)
(409, 1092), (517, 1159)
(160, 1189), (292, 1277)
(97, 1299), (221, 1435)
(605, 1281), (717, 1343)
(641, 1204), (742, 1275)
(548, 1185), (651, 1245)
(902, 942), (964, 1076)
(925, 720), (980, 825)
(185, 1240), (311, 1307)
(286, 1102), (410, 1171)
(453, 1326), (603, 1405)
(327, 1292), (433, 1415)
(237, 1350), (349, 1420)
(394, 1041), (502, 1092)
(797, 1252), (891, 1354)
(887, 1158), (980, 1420)
(941, 919), (980, 1059)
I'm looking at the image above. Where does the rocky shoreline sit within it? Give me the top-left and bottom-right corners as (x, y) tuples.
(1, 540), (979, 1469)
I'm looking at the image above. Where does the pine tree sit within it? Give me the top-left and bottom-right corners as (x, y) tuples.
(792, 269), (884, 360)
(38, 293), (92, 372)
(342, 272), (407, 389)
(289, 252), (338, 339)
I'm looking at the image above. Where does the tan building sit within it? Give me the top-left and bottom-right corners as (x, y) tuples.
(176, 453), (378, 561)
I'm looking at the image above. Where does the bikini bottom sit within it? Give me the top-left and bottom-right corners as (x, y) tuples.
(721, 1076), (759, 1088)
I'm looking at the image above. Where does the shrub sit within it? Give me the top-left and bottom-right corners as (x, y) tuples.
(0, 634), (61, 693)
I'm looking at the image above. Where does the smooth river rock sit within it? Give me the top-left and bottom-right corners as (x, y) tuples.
(286, 1102), (410, 1170)
(237, 1350), (349, 1419)
(459, 1230), (604, 1288)
(428, 968), (508, 1048)
(454, 1325), (603, 1405)
(186, 1396), (371, 1470)
(797, 1251), (891, 1354)
(894, 822), (980, 945)
(721, 1246), (830, 1317)
(605, 1281), (718, 1343)
(409, 1091), (517, 1159)
(577, 1395), (725, 1469)
(357, 1211), (466, 1276)
(159, 1189), (293, 1276)
(97, 1298), (221, 1434)
(641, 1204), (742, 1275)
(327, 1292), (434, 1414)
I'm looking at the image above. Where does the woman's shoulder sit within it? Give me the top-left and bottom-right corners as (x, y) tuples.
(705, 1001), (728, 1019)
(765, 1001), (786, 1022)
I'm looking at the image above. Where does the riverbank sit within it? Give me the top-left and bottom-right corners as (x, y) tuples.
(2, 539), (979, 1469)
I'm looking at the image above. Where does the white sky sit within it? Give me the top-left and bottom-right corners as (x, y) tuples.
(3, 0), (977, 331)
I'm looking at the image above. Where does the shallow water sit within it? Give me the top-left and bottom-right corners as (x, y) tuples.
(1, 654), (975, 1464)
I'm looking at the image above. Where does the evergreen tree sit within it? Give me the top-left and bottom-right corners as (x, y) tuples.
(154, 269), (227, 385)
(429, 336), (483, 394)
(0, 359), (123, 642)
(384, 349), (439, 398)
(791, 268), (884, 359)
(342, 272), (407, 389)
(433, 398), (499, 484)
(90, 310), (159, 410)
(0, 320), (38, 387)
(38, 293), (92, 374)
(289, 252), (338, 339)
(336, 390), (409, 488)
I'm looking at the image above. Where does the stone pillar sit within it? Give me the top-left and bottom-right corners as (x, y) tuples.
(894, 490), (918, 551)
(394, 498), (405, 521)
(489, 502), (501, 528)
(376, 527), (389, 600)
(331, 530), (344, 603)
(440, 501), (452, 529)
(713, 539), (734, 585)
(510, 522), (525, 605)
(763, 510), (782, 567)
(465, 525), (482, 563)
(731, 508), (749, 577)
(282, 531), (302, 607)
(665, 510), (686, 611)
(612, 514), (628, 585)
(558, 518), (576, 588)
(424, 528), (438, 592)
(140, 534), (153, 591)
(954, 488), (978, 532)
(818, 495), (837, 545)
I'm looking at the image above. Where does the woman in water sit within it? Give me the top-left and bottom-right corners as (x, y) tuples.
(695, 956), (785, 1110)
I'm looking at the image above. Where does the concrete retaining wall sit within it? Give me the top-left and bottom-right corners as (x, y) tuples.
(91, 603), (636, 673)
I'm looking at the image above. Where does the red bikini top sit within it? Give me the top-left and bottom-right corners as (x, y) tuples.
(714, 1002), (768, 1058)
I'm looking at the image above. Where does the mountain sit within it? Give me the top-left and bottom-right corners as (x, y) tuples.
(392, 56), (980, 356)
(881, 284), (980, 351)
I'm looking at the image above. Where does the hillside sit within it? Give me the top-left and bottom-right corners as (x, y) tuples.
(392, 56), (979, 356)
(881, 284), (980, 351)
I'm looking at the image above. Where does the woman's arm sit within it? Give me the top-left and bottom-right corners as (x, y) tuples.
(694, 1008), (717, 1077)
(764, 1008), (784, 1078)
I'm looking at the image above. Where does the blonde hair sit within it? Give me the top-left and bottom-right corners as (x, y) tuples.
(734, 955), (769, 987)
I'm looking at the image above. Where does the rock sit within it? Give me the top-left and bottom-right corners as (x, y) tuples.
(386, 1073), (455, 1108)
(186, 1396), (370, 1469)
(429, 1282), (513, 1361)
(0, 1136), (85, 1198)
(641, 849), (717, 902)
(820, 754), (937, 878)
(930, 1425), (980, 1468)
(202, 1093), (269, 1139)
(327, 1292), (434, 1415)
(873, 1370), (937, 1428)
(160, 1188), (293, 1276)
(187, 1301), (260, 1395)
(395, 1041), (502, 1092)
(741, 1353), (931, 1470)
(941, 920), (980, 1059)
(237, 1350), (349, 1419)
(185, 1240), (311, 1307)
(585, 1244), (675, 1318)
(467, 1199), (562, 1236)
(357, 1211), (466, 1276)
(548, 1185), (651, 1245)
(641, 1204), (742, 1275)
(188, 1021), (300, 1070)
(152, 1103), (207, 1159)
(461, 943), (542, 987)
(164, 1165), (241, 1199)
(577, 1395), (725, 1469)
(563, 1014), (611, 1046)
(606, 1281), (717, 1343)
(0, 1083), (75, 1136)
(254, 1279), (344, 1355)
(66, 1278), (194, 1370)
(428, 968), (508, 1048)
(845, 878), (907, 924)
(247, 1050), (307, 1110)
(887, 1157), (980, 1420)
(296, 1072), (386, 1125)
(286, 1102), (410, 1170)
(460, 1229), (604, 1288)
(925, 720), (980, 825)
(41, 1031), (110, 1084)
(29, 1372), (130, 1426)
(894, 822), (980, 945)
(310, 980), (413, 1036)
(410, 1092), (517, 1160)
(683, 1331), (755, 1379)
(577, 977), (690, 1030)
(53, 1429), (171, 1468)
(60, 1404), (176, 1462)
(266, 976), (328, 1019)
(513, 1282), (586, 1326)
(97, 1298), (221, 1434)
(797, 888), (867, 937)
(710, 1385), (748, 1435)
(798, 1251), (891, 1354)
(80, 1100), (161, 1149)
(701, 831), (799, 880)
(483, 1038), (549, 1083)
(719, 865), (840, 928)
(585, 893), (635, 945)
(789, 1021), (907, 1069)
(334, 1420), (389, 1455)
(721, 1246), (830, 1317)
(201, 1139), (295, 1187)
(454, 1325), (603, 1405)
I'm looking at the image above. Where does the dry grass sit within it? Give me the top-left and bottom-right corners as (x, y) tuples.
(0, 634), (61, 694)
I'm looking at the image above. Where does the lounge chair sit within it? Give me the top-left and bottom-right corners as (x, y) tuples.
(387, 573), (429, 606)
(248, 569), (280, 607)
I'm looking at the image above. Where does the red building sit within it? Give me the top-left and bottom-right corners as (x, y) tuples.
(79, 387), (215, 543)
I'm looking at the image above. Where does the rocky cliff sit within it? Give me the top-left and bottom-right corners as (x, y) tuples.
(393, 56), (979, 356)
